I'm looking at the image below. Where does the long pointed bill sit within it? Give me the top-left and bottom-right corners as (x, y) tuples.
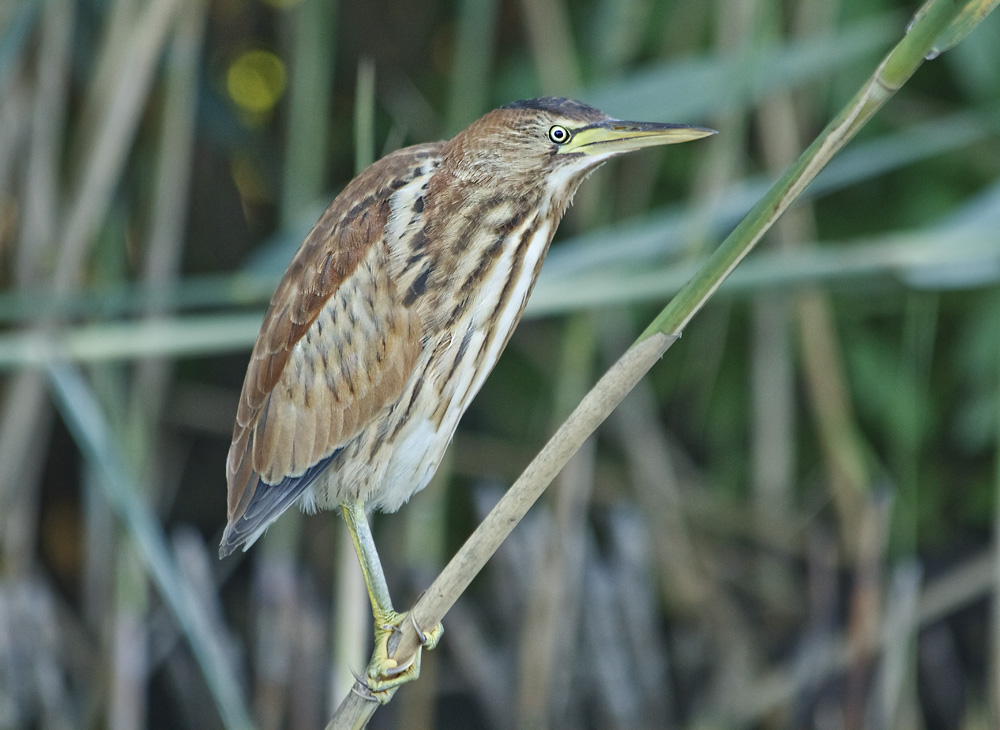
(560, 120), (716, 156)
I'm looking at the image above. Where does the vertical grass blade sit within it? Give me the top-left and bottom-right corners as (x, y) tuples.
(280, 0), (337, 225)
(445, 0), (498, 134)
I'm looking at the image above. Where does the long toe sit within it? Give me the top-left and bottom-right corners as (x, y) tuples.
(410, 613), (444, 651)
(363, 612), (445, 700)
(366, 646), (422, 702)
(364, 610), (423, 702)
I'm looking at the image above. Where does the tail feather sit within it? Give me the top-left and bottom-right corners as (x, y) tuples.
(218, 449), (341, 558)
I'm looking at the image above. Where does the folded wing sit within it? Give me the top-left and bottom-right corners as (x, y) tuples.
(221, 146), (438, 555)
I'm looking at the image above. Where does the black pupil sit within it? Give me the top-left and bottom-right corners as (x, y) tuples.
(552, 127), (566, 142)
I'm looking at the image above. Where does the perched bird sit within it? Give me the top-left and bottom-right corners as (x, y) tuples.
(220, 97), (713, 698)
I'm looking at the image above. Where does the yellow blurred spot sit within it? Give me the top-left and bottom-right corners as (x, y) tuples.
(227, 50), (286, 115)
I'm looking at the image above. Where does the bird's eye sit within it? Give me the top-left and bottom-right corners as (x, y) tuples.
(548, 125), (570, 144)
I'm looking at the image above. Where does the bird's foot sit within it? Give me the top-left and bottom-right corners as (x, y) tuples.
(365, 610), (443, 703)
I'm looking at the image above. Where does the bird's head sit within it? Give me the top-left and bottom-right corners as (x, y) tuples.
(441, 97), (715, 196)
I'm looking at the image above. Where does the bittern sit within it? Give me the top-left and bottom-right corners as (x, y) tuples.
(220, 97), (713, 699)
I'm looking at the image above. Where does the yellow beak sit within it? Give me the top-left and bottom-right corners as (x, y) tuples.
(561, 120), (716, 156)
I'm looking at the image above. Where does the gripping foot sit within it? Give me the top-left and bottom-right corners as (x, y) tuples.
(364, 610), (444, 703)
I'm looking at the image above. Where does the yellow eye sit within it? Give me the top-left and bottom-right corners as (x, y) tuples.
(548, 125), (570, 144)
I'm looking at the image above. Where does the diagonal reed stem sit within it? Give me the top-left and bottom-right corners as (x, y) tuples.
(327, 1), (986, 726)
(639, 0), (970, 341)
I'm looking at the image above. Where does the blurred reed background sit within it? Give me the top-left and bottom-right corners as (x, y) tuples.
(1, 0), (999, 728)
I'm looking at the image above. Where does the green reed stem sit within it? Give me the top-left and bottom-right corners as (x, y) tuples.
(640, 0), (973, 342)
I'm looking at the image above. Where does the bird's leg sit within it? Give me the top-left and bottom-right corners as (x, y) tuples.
(340, 501), (442, 702)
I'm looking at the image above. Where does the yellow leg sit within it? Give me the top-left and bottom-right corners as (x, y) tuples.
(341, 501), (442, 703)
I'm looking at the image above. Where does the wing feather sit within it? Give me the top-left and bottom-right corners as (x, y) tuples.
(223, 144), (442, 553)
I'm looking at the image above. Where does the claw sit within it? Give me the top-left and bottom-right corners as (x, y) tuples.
(350, 683), (379, 703)
(411, 613), (427, 645)
(381, 653), (417, 677)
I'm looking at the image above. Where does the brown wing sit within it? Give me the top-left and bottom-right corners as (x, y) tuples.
(221, 143), (442, 554)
